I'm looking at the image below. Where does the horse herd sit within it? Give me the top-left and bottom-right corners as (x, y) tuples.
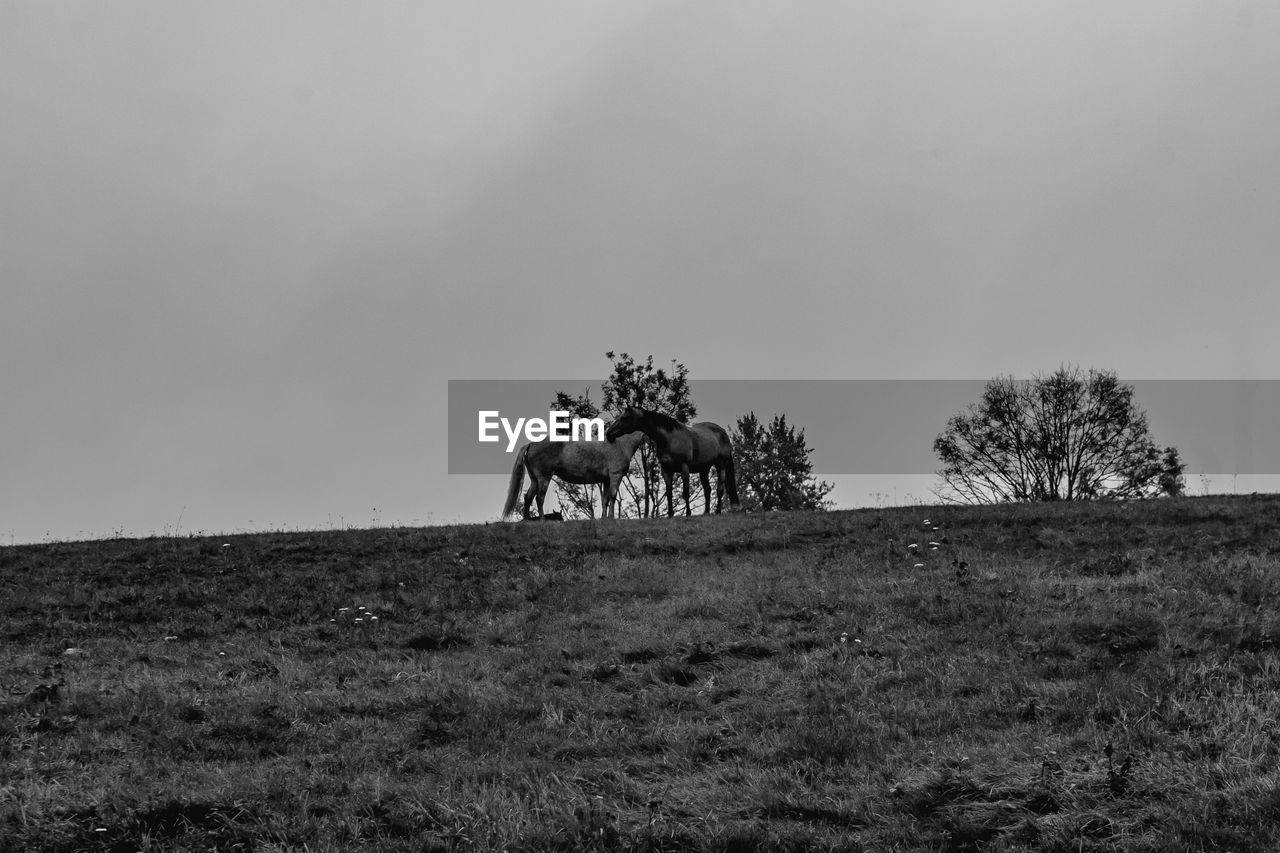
(501, 406), (741, 520)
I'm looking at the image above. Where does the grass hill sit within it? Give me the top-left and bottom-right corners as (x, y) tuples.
(3, 495), (1280, 851)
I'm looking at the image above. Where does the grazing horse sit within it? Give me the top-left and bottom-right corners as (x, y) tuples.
(605, 406), (741, 517)
(502, 431), (646, 520)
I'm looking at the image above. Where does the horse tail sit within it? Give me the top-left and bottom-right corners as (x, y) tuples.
(502, 445), (529, 519)
(724, 453), (741, 508)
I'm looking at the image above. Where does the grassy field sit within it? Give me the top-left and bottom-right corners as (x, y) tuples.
(3, 495), (1280, 851)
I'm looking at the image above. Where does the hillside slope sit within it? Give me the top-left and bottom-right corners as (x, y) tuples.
(3, 495), (1280, 851)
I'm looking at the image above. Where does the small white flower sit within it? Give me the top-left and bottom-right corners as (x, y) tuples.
(908, 543), (919, 549)
(913, 563), (924, 568)
(370, 616), (379, 621)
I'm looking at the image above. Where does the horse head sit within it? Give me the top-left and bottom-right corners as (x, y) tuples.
(605, 406), (646, 442)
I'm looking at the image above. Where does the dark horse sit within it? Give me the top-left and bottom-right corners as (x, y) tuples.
(605, 406), (740, 517)
(502, 431), (646, 520)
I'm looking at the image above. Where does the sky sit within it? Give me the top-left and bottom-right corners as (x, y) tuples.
(3, 1), (1279, 543)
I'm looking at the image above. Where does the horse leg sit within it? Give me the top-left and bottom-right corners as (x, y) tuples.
(699, 470), (712, 515)
(663, 469), (675, 518)
(601, 477), (616, 519)
(714, 463), (725, 514)
(682, 466), (692, 517)
(724, 455), (741, 510)
(534, 475), (550, 518)
(523, 476), (538, 519)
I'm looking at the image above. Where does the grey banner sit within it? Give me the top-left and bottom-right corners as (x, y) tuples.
(448, 379), (1280, 476)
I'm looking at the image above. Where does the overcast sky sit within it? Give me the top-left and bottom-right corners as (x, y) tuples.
(4, 1), (1279, 543)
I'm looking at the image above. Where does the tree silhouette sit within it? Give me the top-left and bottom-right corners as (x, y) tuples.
(934, 366), (1185, 503)
(730, 412), (833, 511)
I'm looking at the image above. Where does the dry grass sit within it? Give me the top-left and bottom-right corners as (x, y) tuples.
(3, 494), (1280, 851)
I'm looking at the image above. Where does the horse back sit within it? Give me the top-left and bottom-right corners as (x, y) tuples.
(687, 422), (733, 465)
(526, 436), (633, 484)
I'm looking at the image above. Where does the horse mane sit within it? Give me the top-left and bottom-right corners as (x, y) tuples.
(639, 407), (685, 431)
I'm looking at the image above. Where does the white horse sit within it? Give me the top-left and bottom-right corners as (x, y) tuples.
(502, 430), (647, 519)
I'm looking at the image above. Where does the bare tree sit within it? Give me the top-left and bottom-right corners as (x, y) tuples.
(934, 367), (1185, 503)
